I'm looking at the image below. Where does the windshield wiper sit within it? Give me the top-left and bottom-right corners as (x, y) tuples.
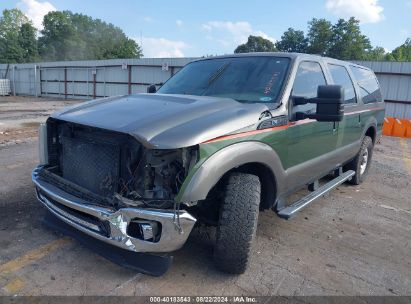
(200, 62), (231, 96)
(207, 62), (231, 85)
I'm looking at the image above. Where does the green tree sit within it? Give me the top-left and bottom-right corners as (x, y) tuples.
(0, 8), (31, 63)
(0, 8), (29, 34)
(307, 18), (333, 55)
(234, 35), (277, 53)
(390, 38), (411, 61)
(275, 28), (308, 53)
(384, 53), (396, 61)
(328, 17), (372, 60)
(363, 46), (386, 61)
(38, 11), (85, 61)
(39, 10), (142, 61)
(18, 23), (39, 62)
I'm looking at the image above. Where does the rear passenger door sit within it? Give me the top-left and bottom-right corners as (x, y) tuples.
(327, 63), (360, 148)
(350, 66), (385, 134)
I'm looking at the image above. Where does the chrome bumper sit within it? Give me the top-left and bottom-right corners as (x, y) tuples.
(32, 167), (196, 253)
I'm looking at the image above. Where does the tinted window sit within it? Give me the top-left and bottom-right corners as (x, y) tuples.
(293, 61), (326, 98)
(350, 66), (383, 104)
(158, 57), (290, 104)
(328, 64), (356, 104)
(292, 61), (326, 114)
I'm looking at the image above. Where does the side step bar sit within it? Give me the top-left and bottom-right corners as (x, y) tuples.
(278, 170), (355, 219)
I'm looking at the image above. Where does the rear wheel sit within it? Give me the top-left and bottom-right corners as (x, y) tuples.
(213, 172), (261, 274)
(345, 136), (374, 185)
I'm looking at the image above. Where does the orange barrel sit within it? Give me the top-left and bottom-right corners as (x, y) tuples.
(392, 118), (407, 137)
(403, 119), (411, 138)
(382, 117), (394, 136)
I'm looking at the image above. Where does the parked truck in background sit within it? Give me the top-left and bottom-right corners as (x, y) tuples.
(32, 53), (385, 275)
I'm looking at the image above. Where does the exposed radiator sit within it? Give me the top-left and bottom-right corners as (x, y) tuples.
(61, 136), (120, 196)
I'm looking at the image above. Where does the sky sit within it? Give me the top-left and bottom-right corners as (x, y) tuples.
(1, 0), (410, 58)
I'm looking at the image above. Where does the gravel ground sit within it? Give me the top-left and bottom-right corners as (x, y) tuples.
(0, 97), (410, 296)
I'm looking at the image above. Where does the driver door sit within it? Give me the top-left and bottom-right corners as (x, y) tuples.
(285, 61), (338, 185)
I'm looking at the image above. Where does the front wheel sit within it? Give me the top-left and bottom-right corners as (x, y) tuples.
(213, 172), (261, 274)
(345, 136), (374, 185)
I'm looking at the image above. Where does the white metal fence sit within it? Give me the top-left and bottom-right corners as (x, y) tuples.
(0, 57), (197, 99)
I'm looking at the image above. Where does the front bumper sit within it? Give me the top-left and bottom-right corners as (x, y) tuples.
(32, 166), (196, 253)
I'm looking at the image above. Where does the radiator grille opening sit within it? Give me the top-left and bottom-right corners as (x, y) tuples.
(61, 136), (120, 196)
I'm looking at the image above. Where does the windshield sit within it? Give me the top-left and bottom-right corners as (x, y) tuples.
(158, 56), (290, 104)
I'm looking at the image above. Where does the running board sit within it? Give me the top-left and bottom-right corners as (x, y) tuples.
(278, 170), (355, 219)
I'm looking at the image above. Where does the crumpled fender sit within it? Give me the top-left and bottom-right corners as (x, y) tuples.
(177, 141), (286, 203)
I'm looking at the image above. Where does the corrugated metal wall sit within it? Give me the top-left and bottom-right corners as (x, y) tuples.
(1, 57), (410, 119)
(0, 57), (197, 99)
(353, 61), (411, 119)
(0, 65), (40, 96)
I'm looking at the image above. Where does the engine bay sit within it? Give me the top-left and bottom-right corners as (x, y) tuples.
(43, 118), (198, 209)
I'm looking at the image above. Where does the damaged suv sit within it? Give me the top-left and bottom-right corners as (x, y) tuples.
(33, 53), (384, 275)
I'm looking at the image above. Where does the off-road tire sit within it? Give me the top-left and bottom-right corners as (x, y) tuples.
(345, 136), (374, 185)
(213, 172), (261, 274)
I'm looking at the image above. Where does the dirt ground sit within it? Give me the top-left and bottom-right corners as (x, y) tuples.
(0, 97), (410, 296)
(0, 96), (81, 146)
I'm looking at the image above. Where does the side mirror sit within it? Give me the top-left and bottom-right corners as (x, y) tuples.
(313, 85), (344, 122)
(295, 85), (344, 122)
(147, 84), (157, 93)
